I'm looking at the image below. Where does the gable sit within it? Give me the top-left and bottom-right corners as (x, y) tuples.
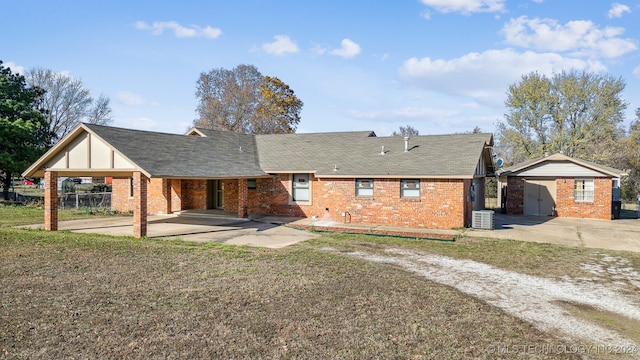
(23, 126), (139, 178)
(515, 161), (609, 177)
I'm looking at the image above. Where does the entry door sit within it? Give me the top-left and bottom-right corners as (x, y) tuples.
(524, 179), (556, 216)
(216, 180), (224, 209)
(206, 180), (224, 209)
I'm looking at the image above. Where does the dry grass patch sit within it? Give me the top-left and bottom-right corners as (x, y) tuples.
(1, 228), (580, 359)
(557, 301), (640, 346)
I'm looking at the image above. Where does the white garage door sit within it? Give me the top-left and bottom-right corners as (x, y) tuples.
(524, 179), (557, 216)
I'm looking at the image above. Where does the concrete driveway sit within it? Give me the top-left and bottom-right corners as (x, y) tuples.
(465, 213), (640, 253)
(27, 214), (320, 249)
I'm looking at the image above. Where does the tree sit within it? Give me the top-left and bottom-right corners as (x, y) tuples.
(392, 125), (419, 136)
(25, 68), (112, 145)
(497, 71), (627, 164)
(0, 61), (50, 200)
(621, 108), (640, 201)
(193, 64), (303, 134)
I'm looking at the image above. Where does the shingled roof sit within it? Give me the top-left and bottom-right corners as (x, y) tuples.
(24, 124), (493, 179)
(84, 124), (266, 178)
(256, 131), (493, 178)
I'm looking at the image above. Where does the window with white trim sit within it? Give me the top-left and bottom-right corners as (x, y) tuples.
(574, 179), (594, 202)
(292, 174), (310, 202)
(356, 179), (374, 197)
(401, 179), (420, 198)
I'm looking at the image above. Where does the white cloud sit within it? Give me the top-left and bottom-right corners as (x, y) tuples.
(329, 39), (362, 59)
(633, 65), (640, 78)
(135, 21), (222, 39)
(608, 3), (631, 18)
(4, 61), (25, 74)
(502, 16), (636, 58)
(398, 48), (606, 105)
(420, 0), (506, 15)
(116, 91), (144, 106)
(261, 35), (299, 55)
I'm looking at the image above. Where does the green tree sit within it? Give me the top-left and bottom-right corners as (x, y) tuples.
(392, 125), (419, 136)
(25, 68), (112, 145)
(497, 71), (627, 164)
(0, 61), (50, 200)
(194, 64), (303, 134)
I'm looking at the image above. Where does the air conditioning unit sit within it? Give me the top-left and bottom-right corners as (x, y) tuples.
(472, 210), (494, 230)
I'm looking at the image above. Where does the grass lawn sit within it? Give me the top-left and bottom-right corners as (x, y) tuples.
(1, 206), (639, 359)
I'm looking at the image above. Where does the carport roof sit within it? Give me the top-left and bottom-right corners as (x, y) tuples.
(23, 124), (268, 178)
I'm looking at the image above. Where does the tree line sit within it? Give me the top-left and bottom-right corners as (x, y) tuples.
(2, 59), (639, 202)
(496, 70), (639, 201)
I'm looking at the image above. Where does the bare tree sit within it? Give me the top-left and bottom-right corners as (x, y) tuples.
(392, 125), (419, 136)
(25, 68), (113, 145)
(194, 64), (303, 134)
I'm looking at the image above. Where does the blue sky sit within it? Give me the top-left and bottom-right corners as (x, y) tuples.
(3, 0), (639, 136)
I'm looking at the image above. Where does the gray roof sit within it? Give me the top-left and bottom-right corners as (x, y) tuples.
(85, 124), (267, 178)
(256, 131), (492, 178)
(499, 153), (626, 177)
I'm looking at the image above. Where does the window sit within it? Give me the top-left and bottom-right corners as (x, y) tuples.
(247, 179), (257, 189)
(574, 179), (594, 202)
(292, 174), (310, 202)
(356, 179), (374, 197)
(401, 179), (420, 198)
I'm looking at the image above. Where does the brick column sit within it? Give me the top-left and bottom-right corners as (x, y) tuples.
(133, 172), (148, 238)
(171, 179), (182, 212)
(44, 171), (58, 231)
(163, 179), (172, 214)
(237, 178), (248, 218)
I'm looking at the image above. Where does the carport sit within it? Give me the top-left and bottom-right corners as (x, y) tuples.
(22, 123), (270, 238)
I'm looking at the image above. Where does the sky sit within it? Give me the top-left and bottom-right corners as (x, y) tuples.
(2, 0), (640, 136)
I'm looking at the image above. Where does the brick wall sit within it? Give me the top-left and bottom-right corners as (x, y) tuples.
(506, 177), (525, 215)
(112, 175), (472, 228)
(245, 175), (467, 229)
(111, 177), (134, 213)
(147, 178), (171, 214)
(181, 179), (206, 210)
(555, 177), (612, 220)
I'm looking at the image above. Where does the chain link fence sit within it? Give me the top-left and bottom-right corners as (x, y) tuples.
(10, 191), (112, 210)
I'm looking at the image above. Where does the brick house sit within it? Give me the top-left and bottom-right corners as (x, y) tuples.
(23, 123), (495, 237)
(498, 153), (626, 220)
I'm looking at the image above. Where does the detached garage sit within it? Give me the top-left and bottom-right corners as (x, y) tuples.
(498, 153), (626, 220)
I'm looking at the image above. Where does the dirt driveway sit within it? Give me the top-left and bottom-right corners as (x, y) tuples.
(329, 246), (640, 351)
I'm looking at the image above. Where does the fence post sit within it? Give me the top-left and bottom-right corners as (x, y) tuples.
(75, 193), (79, 209)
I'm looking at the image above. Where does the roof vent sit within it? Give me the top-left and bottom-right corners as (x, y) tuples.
(333, 164), (338, 172)
(404, 137), (410, 152)
(380, 145), (385, 155)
